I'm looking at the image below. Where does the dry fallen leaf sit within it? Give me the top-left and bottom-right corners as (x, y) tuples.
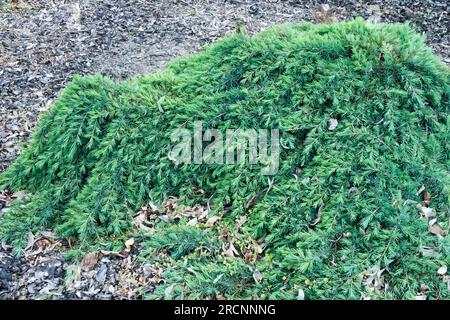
(243, 249), (254, 263)
(255, 241), (266, 254)
(1, 241), (12, 250)
(164, 284), (175, 298)
(423, 191), (431, 207)
(205, 216), (220, 227)
(416, 185), (425, 196)
(197, 208), (209, 221)
(362, 266), (385, 291)
(125, 237), (135, 252)
(416, 203), (435, 218)
(253, 270), (263, 284)
(133, 212), (148, 229)
(187, 217), (198, 226)
(80, 252), (99, 271)
(235, 215), (247, 230)
(310, 204), (324, 226)
(419, 284), (429, 294)
(35, 238), (52, 249)
(315, 3), (334, 23)
(297, 289), (305, 300)
(100, 250), (125, 258)
(245, 195), (258, 211)
(421, 247), (438, 257)
(213, 274), (224, 284)
(429, 223), (444, 237)
(223, 242), (239, 257)
(149, 201), (158, 212)
(328, 118), (338, 130)
(158, 215), (170, 222)
(437, 266), (447, 276)
(194, 185), (205, 195)
(40, 230), (56, 239)
(24, 231), (36, 251)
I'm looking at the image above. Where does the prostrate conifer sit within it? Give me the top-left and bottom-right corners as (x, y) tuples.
(1, 19), (449, 299)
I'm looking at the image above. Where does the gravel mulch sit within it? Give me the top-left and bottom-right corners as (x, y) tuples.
(0, 0), (448, 299)
(0, 241), (162, 300)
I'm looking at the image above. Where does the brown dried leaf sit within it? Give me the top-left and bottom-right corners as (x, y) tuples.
(100, 250), (125, 258)
(243, 250), (254, 263)
(133, 212), (147, 227)
(253, 270), (263, 284)
(125, 237), (135, 252)
(35, 238), (52, 249)
(221, 227), (229, 239)
(235, 215), (247, 230)
(245, 195), (258, 211)
(419, 284), (429, 294)
(416, 185), (426, 196)
(223, 242), (239, 257)
(205, 216), (220, 227)
(149, 201), (158, 212)
(437, 266), (447, 276)
(310, 204), (324, 226)
(297, 289), (305, 300)
(423, 191), (431, 206)
(328, 118), (338, 130)
(416, 203), (435, 218)
(255, 242), (266, 254)
(158, 215), (170, 222)
(80, 252), (99, 271)
(429, 223), (444, 237)
(196, 208), (209, 221)
(194, 185), (205, 195)
(24, 231), (35, 251)
(362, 266), (385, 291)
(421, 247), (438, 257)
(187, 217), (198, 226)
(40, 230), (56, 239)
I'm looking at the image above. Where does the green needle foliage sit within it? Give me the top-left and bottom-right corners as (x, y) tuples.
(1, 19), (449, 299)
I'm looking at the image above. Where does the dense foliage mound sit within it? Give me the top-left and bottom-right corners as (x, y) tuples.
(1, 20), (449, 299)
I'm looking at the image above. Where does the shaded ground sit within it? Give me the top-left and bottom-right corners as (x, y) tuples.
(0, 0), (449, 299)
